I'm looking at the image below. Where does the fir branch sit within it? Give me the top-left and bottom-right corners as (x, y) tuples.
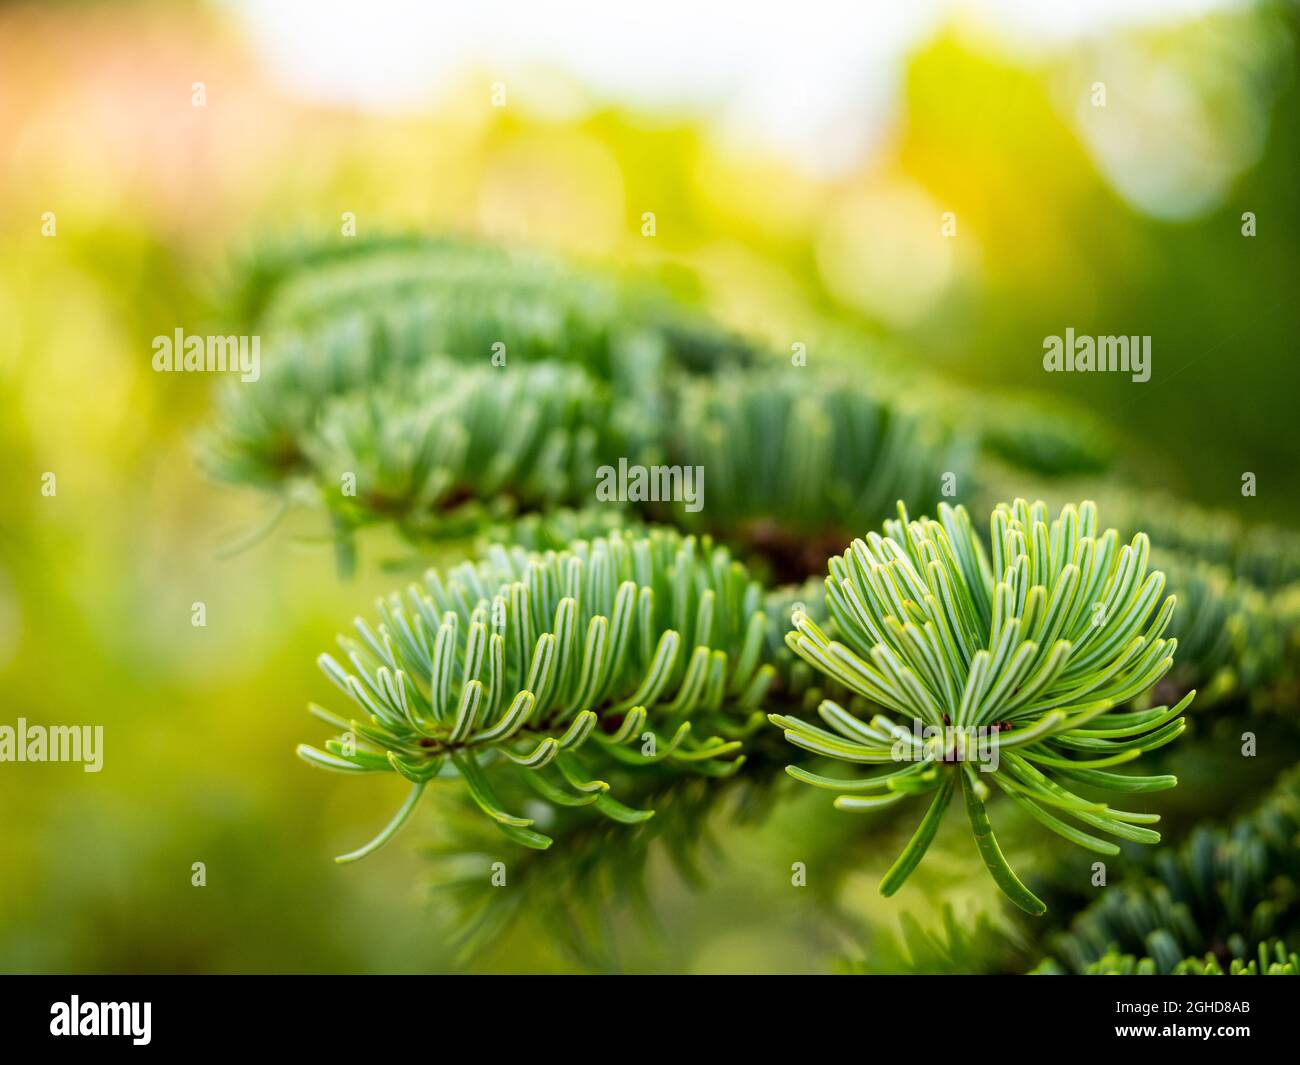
(659, 369), (970, 578)
(300, 359), (620, 540)
(1032, 762), (1300, 973)
(1170, 940), (1298, 975)
(479, 506), (647, 554)
(232, 234), (756, 384)
(200, 351), (620, 501)
(1048, 938), (1299, 975)
(977, 477), (1300, 710)
(298, 528), (781, 858)
(979, 478), (1300, 591)
(204, 356), (978, 576)
(365, 580), (833, 964)
(205, 236), (1128, 571)
(1155, 548), (1292, 708)
(772, 498), (1194, 914)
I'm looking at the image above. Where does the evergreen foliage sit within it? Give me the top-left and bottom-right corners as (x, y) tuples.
(206, 233), (1300, 969)
(1031, 764), (1300, 974)
(298, 529), (782, 856)
(773, 498), (1193, 914)
(1062, 939), (1298, 975)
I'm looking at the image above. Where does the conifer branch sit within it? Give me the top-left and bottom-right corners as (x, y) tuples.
(298, 529), (782, 858)
(1055, 939), (1299, 975)
(772, 499), (1194, 914)
(1031, 762), (1300, 973)
(201, 233), (1300, 973)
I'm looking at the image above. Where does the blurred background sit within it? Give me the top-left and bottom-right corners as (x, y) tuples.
(0, 0), (1297, 972)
